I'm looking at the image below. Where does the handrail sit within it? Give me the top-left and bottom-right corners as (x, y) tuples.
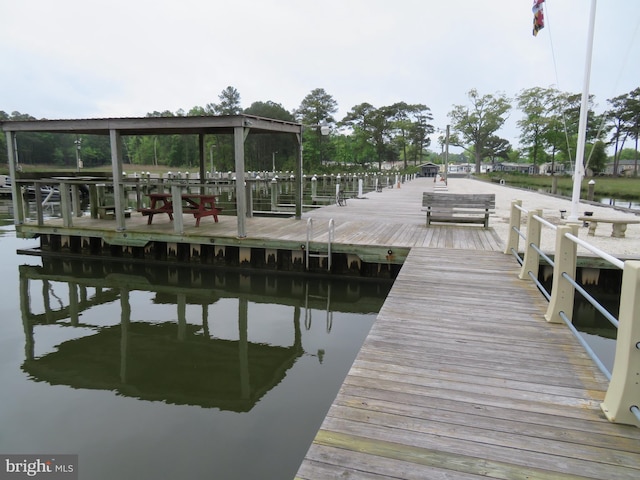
(12, 177), (235, 229)
(305, 218), (334, 271)
(506, 201), (640, 427)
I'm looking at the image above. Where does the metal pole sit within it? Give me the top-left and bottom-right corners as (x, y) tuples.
(296, 130), (303, 219)
(445, 125), (450, 184)
(568, 0), (597, 222)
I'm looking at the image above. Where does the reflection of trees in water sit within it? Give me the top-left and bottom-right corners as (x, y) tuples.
(18, 260), (391, 410)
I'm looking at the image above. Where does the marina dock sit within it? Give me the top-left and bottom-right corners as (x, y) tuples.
(296, 245), (640, 479)
(295, 179), (640, 479)
(8, 175), (640, 478)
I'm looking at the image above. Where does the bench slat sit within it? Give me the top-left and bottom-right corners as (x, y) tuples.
(422, 192), (495, 228)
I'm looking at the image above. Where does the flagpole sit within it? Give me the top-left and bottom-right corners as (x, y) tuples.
(568, 0), (597, 222)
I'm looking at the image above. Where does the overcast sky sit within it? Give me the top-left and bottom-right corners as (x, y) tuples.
(1, 0), (639, 149)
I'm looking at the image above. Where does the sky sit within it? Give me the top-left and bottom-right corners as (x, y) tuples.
(1, 0), (639, 150)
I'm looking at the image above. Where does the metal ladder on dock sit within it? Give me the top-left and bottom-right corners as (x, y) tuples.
(305, 218), (334, 271)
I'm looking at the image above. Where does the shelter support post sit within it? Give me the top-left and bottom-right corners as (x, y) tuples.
(109, 129), (126, 232)
(234, 126), (247, 238)
(6, 131), (25, 226)
(198, 134), (205, 194)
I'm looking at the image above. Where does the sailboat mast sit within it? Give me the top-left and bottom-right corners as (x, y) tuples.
(568, 0), (598, 222)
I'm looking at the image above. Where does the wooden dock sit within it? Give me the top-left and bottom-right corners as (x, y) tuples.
(296, 246), (640, 479)
(16, 178), (503, 269)
(12, 177), (640, 477)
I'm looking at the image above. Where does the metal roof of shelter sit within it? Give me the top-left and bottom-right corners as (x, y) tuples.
(0, 114), (302, 136)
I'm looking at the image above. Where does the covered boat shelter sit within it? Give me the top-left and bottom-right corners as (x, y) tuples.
(2, 115), (304, 237)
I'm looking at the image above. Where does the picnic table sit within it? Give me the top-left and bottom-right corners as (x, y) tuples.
(138, 193), (222, 227)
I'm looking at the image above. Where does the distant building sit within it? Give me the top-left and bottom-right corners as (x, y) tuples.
(539, 162), (567, 175)
(448, 163), (474, 174)
(605, 159), (639, 176)
(418, 162), (440, 177)
(492, 162), (537, 174)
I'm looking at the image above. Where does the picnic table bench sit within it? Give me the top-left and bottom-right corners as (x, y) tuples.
(578, 216), (640, 238)
(138, 193), (222, 227)
(423, 192), (495, 228)
(97, 205), (131, 219)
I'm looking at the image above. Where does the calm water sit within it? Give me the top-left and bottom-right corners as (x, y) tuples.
(0, 220), (391, 479)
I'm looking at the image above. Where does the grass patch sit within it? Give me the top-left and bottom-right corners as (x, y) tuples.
(482, 174), (640, 200)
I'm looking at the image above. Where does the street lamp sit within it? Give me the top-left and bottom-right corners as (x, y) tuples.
(74, 137), (83, 172)
(272, 151), (278, 173)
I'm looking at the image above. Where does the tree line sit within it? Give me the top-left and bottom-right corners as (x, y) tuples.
(1, 84), (639, 175)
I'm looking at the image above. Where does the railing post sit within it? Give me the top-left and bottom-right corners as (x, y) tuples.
(171, 184), (184, 234)
(519, 209), (542, 280)
(89, 184), (99, 219)
(504, 200), (522, 256)
(71, 184), (82, 218)
(601, 260), (640, 426)
(270, 178), (278, 212)
(245, 182), (253, 218)
(59, 181), (73, 228)
(544, 224), (579, 323)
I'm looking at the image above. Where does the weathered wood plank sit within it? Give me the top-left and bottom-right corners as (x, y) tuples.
(297, 247), (640, 479)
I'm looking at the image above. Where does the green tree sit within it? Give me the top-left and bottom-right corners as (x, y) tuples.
(482, 135), (512, 163)
(205, 86), (243, 169)
(244, 101), (296, 171)
(558, 93), (606, 171)
(588, 140), (607, 175)
(210, 86), (242, 115)
(387, 102), (434, 169)
(295, 88), (338, 168)
(448, 89), (511, 173)
(517, 86), (560, 166)
(614, 87), (640, 176)
(607, 92), (632, 176)
(408, 110), (434, 166)
(340, 103), (378, 166)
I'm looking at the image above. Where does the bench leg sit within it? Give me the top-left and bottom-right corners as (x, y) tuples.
(587, 222), (597, 236)
(612, 223), (627, 238)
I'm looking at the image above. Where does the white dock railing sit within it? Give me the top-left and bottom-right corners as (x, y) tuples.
(506, 201), (639, 427)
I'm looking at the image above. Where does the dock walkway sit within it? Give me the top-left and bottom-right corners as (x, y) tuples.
(12, 176), (640, 477)
(296, 247), (640, 479)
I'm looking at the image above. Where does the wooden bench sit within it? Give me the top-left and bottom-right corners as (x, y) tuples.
(578, 216), (640, 238)
(423, 193), (495, 228)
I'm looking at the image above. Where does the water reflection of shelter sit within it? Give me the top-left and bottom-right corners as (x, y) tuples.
(19, 264), (309, 412)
